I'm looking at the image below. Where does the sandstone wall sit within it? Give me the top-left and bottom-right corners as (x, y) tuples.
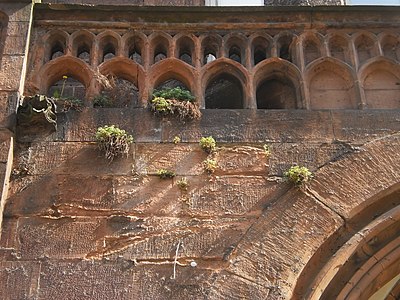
(0, 3), (400, 300)
(0, 1), (32, 244)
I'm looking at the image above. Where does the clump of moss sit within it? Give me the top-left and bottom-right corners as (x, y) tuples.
(153, 87), (195, 102)
(203, 158), (218, 174)
(95, 125), (134, 161)
(263, 144), (271, 157)
(177, 177), (189, 191)
(93, 93), (113, 108)
(199, 136), (216, 154)
(173, 136), (181, 144)
(157, 169), (176, 179)
(284, 165), (313, 186)
(149, 87), (201, 120)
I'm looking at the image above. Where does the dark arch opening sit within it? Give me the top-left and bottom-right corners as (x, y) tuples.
(252, 37), (269, 66)
(129, 45), (142, 65)
(229, 46), (241, 64)
(103, 43), (116, 62)
(254, 46), (267, 65)
(47, 76), (86, 100)
(177, 37), (194, 66)
(50, 41), (65, 61)
(77, 44), (90, 64)
(205, 73), (243, 109)
(96, 77), (139, 108)
(277, 35), (293, 62)
(256, 78), (296, 109)
(153, 42), (168, 64)
(180, 53), (192, 65)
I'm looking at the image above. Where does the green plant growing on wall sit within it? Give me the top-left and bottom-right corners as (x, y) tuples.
(150, 97), (172, 114)
(149, 87), (201, 120)
(177, 177), (189, 191)
(153, 87), (195, 102)
(263, 144), (271, 156)
(157, 169), (176, 179)
(199, 136), (216, 153)
(203, 158), (217, 174)
(93, 93), (113, 108)
(284, 165), (313, 187)
(95, 125), (134, 161)
(173, 136), (181, 144)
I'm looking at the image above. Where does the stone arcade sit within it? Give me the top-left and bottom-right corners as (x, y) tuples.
(0, 0), (400, 299)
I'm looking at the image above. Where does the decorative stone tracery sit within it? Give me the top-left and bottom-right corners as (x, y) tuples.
(28, 26), (400, 110)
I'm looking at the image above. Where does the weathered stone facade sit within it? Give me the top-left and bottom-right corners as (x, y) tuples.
(0, 1), (399, 299)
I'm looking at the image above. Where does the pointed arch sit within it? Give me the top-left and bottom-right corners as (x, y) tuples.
(253, 58), (302, 109)
(174, 34), (196, 66)
(97, 31), (121, 64)
(98, 57), (144, 108)
(71, 30), (94, 64)
(359, 58), (400, 109)
(378, 32), (400, 62)
(37, 56), (93, 95)
(149, 32), (172, 65)
(122, 31), (147, 65)
(201, 58), (249, 109)
(274, 31), (297, 63)
(149, 58), (196, 97)
(249, 33), (273, 66)
(293, 134), (400, 300)
(44, 29), (69, 63)
(306, 57), (358, 109)
(300, 32), (324, 66)
(200, 34), (223, 65)
(99, 57), (145, 90)
(353, 31), (378, 66)
(327, 33), (352, 66)
(224, 33), (247, 65)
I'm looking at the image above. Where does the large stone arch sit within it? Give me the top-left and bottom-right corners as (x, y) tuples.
(293, 133), (400, 300)
(253, 58), (303, 109)
(306, 57), (359, 109)
(359, 57), (400, 109)
(207, 133), (400, 300)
